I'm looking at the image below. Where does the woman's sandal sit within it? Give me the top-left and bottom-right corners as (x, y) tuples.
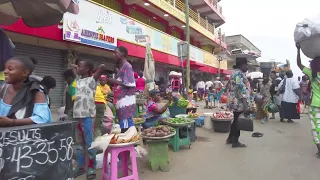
(87, 168), (96, 180)
(252, 132), (263, 138)
(232, 142), (247, 148)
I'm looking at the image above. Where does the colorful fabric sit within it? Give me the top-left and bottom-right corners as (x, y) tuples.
(0, 71), (4, 81)
(69, 80), (76, 101)
(303, 67), (320, 107)
(116, 62), (136, 121)
(226, 69), (251, 112)
(143, 103), (170, 129)
(73, 76), (96, 118)
(310, 106), (320, 144)
(74, 117), (96, 171)
(94, 86), (106, 104)
(144, 101), (159, 120)
(136, 77), (145, 91)
(119, 117), (134, 129)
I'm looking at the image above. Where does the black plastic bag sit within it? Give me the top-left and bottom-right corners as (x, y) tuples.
(237, 113), (254, 132)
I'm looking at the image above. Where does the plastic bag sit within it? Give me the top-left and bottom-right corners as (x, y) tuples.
(294, 18), (320, 43)
(294, 15), (320, 59)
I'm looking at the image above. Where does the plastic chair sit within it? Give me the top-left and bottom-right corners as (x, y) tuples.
(102, 145), (139, 180)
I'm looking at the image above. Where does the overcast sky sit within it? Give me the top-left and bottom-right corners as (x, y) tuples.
(220, 0), (320, 77)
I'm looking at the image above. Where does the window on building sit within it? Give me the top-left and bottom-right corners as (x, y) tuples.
(92, 0), (122, 12)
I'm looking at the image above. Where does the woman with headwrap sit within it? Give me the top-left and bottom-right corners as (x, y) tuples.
(143, 89), (171, 129)
(297, 43), (320, 158)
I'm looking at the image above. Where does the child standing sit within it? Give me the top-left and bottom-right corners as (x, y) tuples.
(72, 60), (105, 179)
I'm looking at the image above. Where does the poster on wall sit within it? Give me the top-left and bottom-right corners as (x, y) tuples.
(62, 0), (204, 63)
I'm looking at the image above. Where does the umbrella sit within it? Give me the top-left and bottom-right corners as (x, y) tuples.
(247, 72), (263, 79)
(143, 43), (155, 92)
(0, 0), (80, 27)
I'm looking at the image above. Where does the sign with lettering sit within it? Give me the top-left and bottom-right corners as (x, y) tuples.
(0, 121), (75, 180)
(62, 1), (206, 64)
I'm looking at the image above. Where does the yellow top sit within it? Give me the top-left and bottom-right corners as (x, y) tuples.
(0, 72), (4, 81)
(94, 84), (111, 104)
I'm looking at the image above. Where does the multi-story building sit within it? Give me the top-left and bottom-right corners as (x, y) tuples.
(225, 34), (261, 73)
(0, 0), (230, 108)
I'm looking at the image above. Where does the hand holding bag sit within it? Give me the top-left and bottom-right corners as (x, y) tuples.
(237, 113), (254, 132)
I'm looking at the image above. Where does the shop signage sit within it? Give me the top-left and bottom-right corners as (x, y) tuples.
(63, 1), (210, 64)
(147, 0), (215, 40)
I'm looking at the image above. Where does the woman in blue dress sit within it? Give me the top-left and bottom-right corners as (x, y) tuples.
(0, 56), (52, 126)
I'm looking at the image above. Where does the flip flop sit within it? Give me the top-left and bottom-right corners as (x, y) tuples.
(73, 168), (85, 178)
(87, 168), (96, 180)
(252, 132), (263, 138)
(232, 142), (247, 148)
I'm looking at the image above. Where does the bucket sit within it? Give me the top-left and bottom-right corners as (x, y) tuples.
(203, 112), (214, 129)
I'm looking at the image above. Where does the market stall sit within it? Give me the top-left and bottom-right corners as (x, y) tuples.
(142, 125), (176, 172)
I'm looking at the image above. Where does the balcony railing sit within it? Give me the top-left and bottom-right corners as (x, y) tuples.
(165, 0), (220, 41)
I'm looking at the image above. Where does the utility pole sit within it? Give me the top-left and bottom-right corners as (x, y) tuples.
(185, 0), (190, 91)
(217, 28), (222, 78)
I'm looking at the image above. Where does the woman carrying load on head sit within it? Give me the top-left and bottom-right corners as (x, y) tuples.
(296, 43), (320, 158)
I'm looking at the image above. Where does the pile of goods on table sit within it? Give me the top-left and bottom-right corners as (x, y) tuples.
(142, 125), (176, 138)
(212, 111), (233, 119)
(187, 112), (199, 119)
(133, 117), (144, 124)
(169, 97), (189, 108)
(90, 126), (141, 151)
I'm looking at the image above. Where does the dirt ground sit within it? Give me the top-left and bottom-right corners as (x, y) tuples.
(77, 103), (320, 180)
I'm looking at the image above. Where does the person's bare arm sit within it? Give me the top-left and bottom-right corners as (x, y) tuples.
(152, 98), (172, 114)
(93, 64), (106, 81)
(0, 91), (48, 126)
(108, 78), (124, 86)
(296, 43), (305, 70)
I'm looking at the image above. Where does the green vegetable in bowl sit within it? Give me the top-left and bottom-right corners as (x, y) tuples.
(167, 117), (193, 124)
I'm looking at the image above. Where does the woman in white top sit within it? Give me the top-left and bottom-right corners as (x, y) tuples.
(277, 70), (300, 123)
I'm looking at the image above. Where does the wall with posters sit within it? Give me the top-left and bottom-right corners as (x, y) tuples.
(62, 0), (204, 63)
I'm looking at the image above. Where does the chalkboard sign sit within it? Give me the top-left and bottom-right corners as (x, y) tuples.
(0, 121), (75, 180)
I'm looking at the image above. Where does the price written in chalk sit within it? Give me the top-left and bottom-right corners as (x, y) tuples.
(0, 128), (74, 173)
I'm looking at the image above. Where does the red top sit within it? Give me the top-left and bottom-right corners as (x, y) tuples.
(136, 78), (145, 91)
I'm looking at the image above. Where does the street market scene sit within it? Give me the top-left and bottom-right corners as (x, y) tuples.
(0, 0), (320, 180)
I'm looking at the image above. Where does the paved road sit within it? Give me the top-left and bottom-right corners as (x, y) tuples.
(77, 107), (320, 180)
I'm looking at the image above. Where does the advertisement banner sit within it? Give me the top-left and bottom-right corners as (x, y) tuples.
(63, 1), (205, 63)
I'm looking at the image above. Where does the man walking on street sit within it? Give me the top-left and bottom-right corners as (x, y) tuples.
(226, 58), (251, 148)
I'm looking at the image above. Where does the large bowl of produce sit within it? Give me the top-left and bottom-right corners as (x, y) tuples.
(187, 112), (199, 119)
(169, 97), (189, 108)
(162, 117), (194, 126)
(142, 125), (176, 139)
(212, 111), (233, 120)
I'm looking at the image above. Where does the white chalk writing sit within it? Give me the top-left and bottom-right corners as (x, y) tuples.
(0, 128), (73, 174)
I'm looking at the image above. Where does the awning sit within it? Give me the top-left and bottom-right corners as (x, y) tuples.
(221, 69), (232, 75)
(182, 60), (206, 69)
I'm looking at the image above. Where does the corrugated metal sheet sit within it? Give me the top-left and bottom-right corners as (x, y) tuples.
(13, 43), (64, 108)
